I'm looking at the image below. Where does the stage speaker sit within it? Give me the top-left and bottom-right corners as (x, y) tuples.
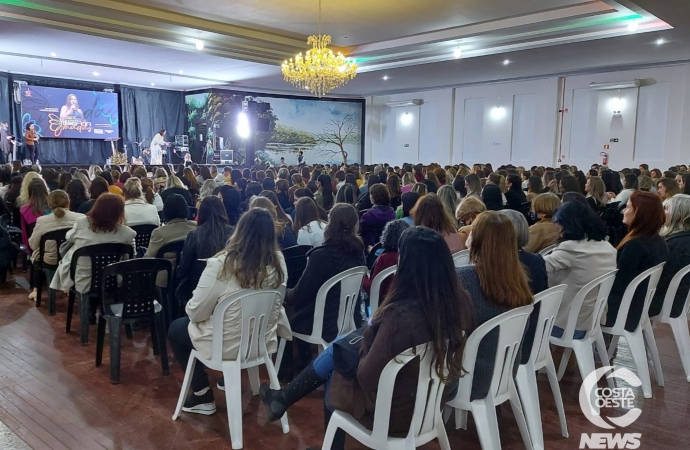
(258, 103), (271, 113)
(220, 150), (233, 163)
(257, 118), (270, 132)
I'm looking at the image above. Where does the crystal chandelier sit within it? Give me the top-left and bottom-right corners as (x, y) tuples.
(281, 0), (357, 97)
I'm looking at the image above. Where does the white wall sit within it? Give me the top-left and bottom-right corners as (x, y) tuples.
(365, 63), (690, 170)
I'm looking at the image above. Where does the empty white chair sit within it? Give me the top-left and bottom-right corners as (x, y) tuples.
(538, 244), (558, 257)
(516, 285), (568, 450)
(445, 305), (534, 450)
(369, 265), (397, 317)
(601, 263), (665, 399)
(649, 262), (690, 382)
(172, 289), (289, 449)
(452, 250), (470, 267)
(323, 343), (450, 450)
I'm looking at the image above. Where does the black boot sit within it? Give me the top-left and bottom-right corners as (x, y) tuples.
(260, 364), (327, 422)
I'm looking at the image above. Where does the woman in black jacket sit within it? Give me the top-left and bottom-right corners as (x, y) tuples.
(605, 191), (669, 331)
(649, 194), (690, 318)
(505, 174), (527, 211)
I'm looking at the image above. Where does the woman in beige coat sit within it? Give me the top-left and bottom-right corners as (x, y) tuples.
(524, 193), (561, 253)
(168, 208), (290, 416)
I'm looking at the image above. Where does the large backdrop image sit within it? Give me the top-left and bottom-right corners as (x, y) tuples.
(185, 90), (363, 166)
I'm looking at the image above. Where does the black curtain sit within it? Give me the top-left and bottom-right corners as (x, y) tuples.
(120, 86), (185, 159)
(0, 74), (10, 127)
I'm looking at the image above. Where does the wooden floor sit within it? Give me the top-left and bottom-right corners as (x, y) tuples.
(0, 270), (687, 450)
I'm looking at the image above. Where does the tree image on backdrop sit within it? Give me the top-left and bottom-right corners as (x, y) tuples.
(314, 114), (361, 165)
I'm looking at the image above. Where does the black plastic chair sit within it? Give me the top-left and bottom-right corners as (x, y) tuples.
(282, 244), (312, 259)
(130, 224), (158, 251)
(96, 258), (171, 384)
(33, 228), (71, 315)
(156, 239), (186, 328)
(366, 242), (383, 270)
(66, 243), (134, 346)
(158, 211), (166, 224)
(285, 255), (308, 289)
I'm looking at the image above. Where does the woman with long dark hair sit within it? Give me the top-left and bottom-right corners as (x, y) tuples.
(412, 193), (463, 253)
(261, 226), (472, 449)
(386, 173), (402, 210)
(315, 174), (335, 211)
(218, 185), (242, 226)
(169, 208), (288, 415)
(251, 197), (297, 249)
(66, 179), (88, 213)
(19, 179), (50, 252)
(505, 173), (527, 210)
(335, 183), (357, 206)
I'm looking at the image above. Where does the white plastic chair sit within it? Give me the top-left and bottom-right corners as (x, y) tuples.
(452, 250), (470, 267)
(172, 289), (289, 449)
(649, 262), (690, 382)
(601, 263), (665, 399)
(369, 265), (397, 317)
(516, 285), (568, 450)
(445, 305), (534, 450)
(323, 343), (450, 450)
(538, 244), (557, 257)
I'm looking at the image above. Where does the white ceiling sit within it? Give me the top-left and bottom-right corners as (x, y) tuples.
(0, 0), (688, 96)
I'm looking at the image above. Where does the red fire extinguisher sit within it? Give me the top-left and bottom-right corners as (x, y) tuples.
(600, 152), (609, 166)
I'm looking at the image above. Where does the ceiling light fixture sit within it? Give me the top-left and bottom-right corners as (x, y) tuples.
(179, 70), (184, 74)
(453, 47), (463, 59)
(195, 39), (204, 51)
(503, 59), (511, 65)
(656, 38), (666, 45)
(282, 0), (357, 97)
(92, 71), (100, 76)
(628, 20), (639, 32)
(383, 75), (389, 81)
(50, 52), (57, 57)
(151, 83), (156, 86)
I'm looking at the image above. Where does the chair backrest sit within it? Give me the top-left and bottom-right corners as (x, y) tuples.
(100, 258), (172, 319)
(130, 224), (158, 249)
(282, 244), (312, 259)
(70, 243), (134, 295)
(526, 285), (567, 367)
(455, 305), (533, 405)
(209, 288), (283, 365)
(369, 265), (397, 316)
(370, 343), (446, 443)
(156, 239), (185, 262)
(285, 254), (308, 289)
(312, 266), (367, 340)
(452, 250), (470, 267)
(655, 262), (690, 322)
(609, 263), (665, 333)
(539, 244), (557, 257)
(559, 269), (618, 341)
(38, 227), (71, 265)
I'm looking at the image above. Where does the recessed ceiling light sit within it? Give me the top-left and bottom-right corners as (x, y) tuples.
(628, 20), (639, 32)
(151, 82), (156, 86)
(92, 71), (100, 76)
(453, 48), (463, 59)
(383, 75), (389, 81)
(195, 39), (204, 50)
(503, 59), (511, 65)
(656, 38), (667, 45)
(50, 52), (57, 57)
(179, 70), (184, 74)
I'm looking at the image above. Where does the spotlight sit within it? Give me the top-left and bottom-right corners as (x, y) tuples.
(179, 70), (184, 74)
(195, 39), (204, 50)
(50, 52), (57, 57)
(237, 112), (251, 139)
(151, 82), (156, 86)
(454, 48), (463, 59)
(383, 75), (389, 81)
(503, 59), (511, 66)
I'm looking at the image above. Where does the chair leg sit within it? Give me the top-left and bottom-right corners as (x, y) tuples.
(222, 365), (244, 450)
(322, 414), (342, 450)
(150, 320), (160, 356)
(34, 269), (42, 308)
(96, 315), (106, 367)
(172, 355), (197, 420)
(509, 382), (534, 450)
(247, 366), (260, 396)
(472, 400), (502, 450)
(154, 312), (169, 376)
(515, 364), (543, 450)
(572, 340), (598, 414)
(48, 288), (57, 316)
(544, 354), (569, 438)
(79, 293), (90, 346)
(594, 331), (614, 389)
(109, 316), (122, 384)
(668, 317), (690, 382)
(626, 332), (653, 398)
(607, 335), (620, 361)
(125, 324), (133, 340)
(66, 289), (75, 333)
(274, 338), (286, 374)
(264, 357), (290, 434)
(455, 408), (468, 430)
(435, 410), (452, 450)
(556, 347), (573, 381)
(642, 320), (664, 387)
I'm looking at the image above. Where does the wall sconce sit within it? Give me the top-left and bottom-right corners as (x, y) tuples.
(490, 106), (506, 120)
(608, 97), (625, 117)
(400, 112), (414, 125)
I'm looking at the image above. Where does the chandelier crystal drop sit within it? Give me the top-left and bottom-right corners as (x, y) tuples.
(282, 0), (357, 97)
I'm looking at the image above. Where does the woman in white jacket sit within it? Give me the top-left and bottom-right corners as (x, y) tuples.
(293, 197), (327, 247)
(168, 207), (290, 416)
(544, 201), (617, 339)
(122, 178), (160, 227)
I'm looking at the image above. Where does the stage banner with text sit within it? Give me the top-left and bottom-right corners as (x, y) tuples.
(20, 85), (119, 139)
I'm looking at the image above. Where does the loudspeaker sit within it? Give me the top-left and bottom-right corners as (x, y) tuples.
(257, 118), (270, 132)
(258, 103), (271, 113)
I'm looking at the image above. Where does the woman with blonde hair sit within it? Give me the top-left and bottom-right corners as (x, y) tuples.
(463, 173), (482, 201)
(251, 196), (297, 249)
(401, 172), (416, 194)
(140, 177), (164, 211)
(123, 178), (160, 226)
(161, 174), (192, 206)
(411, 182), (427, 197)
(17, 171), (43, 206)
(437, 185), (459, 228)
(197, 179), (218, 208)
(585, 176), (608, 211)
(524, 193), (561, 253)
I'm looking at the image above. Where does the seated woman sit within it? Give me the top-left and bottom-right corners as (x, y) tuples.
(455, 211), (533, 400)
(50, 194), (136, 295)
(456, 197), (486, 251)
(505, 174), (527, 211)
(123, 178), (160, 227)
(499, 210), (548, 294)
(218, 185), (243, 226)
(649, 194), (690, 317)
(140, 178), (164, 212)
(362, 219), (410, 297)
(260, 226), (471, 449)
(161, 175), (193, 206)
(359, 183), (395, 247)
(412, 193), (463, 253)
(398, 191), (419, 226)
(77, 177), (110, 214)
(293, 197), (327, 247)
(176, 196), (234, 303)
(19, 179), (51, 259)
(168, 208), (289, 415)
(524, 193), (561, 253)
(544, 201), (617, 338)
(605, 191), (669, 331)
(335, 184), (357, 207)
(251, 197), (297, 249)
